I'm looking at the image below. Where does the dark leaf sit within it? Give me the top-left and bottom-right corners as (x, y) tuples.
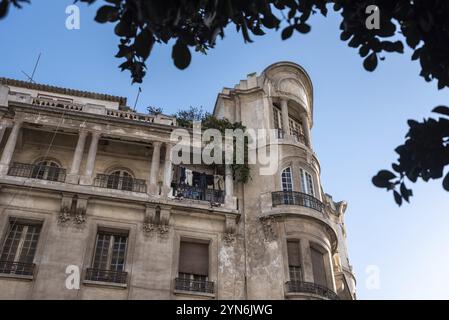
(281, 26), (294, 40)
(443, 172), (449, 191)
(0, 0), (8, 19)
(393, 191), (402, 206)
(432, 106), (449, 117)
(172, 40), (191, 70)
(363, 52), (378, 72)
(95, 5), (118, 23)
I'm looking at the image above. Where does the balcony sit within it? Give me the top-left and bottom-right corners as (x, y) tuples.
(175, 277), (214, 294)
(272, 191), (324, 212)
(94, 174), (147, 193)
(85, 268), (128, 285)
(8, 162), (66, 182)
(0, 261), (35, 277)
(172, 183), (224, 204)
(286, 281), (339, 300)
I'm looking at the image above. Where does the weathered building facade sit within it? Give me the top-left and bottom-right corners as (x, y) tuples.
(0, 61), (355, 300)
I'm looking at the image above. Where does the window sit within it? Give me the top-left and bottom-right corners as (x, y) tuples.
(107, 169), (133, 191)
(32, 160), (62, 181)
(176, 240), (213, 293)
(289, 118), (304, 143)
(287, 240), (302, 282)
(273, 106), (283, 138)
(281, 167), (294, 204)
(86, 230), (128, 284)
(311, 246), (328, 288)
(0, 219), (41, 276)
(300, 168), (315, 196)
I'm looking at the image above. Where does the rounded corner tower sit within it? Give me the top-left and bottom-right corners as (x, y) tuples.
(213, 61), (356, 300)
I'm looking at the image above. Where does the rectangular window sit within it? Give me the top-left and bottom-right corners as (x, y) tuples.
(311, 246), (328, 288)
(287, 240), (302, 282)
(273, 106), (284, 138)
(92, 231), (128, 271)
(0, 219), (41, 276)
(86, 229), (128, 284)
(289, 117), (304, 143)
(300, 169), (315, 196)
(176, 240), (213, 293)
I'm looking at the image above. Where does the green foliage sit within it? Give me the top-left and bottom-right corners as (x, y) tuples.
(2, 1), (449, 87)
(173, 106), (208, 129)
(173, 107), (251, 184)
(146, 105), (163, 115)
(373, 106), (449, 205)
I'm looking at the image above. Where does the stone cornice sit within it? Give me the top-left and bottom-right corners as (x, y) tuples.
(0, 77), (127, 106)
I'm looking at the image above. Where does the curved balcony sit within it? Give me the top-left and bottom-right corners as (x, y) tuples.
(272, 191), (324, 212)
(286, 281), (339, 300)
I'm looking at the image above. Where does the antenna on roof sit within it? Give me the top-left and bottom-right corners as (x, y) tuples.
(132, 86), (142, 112)
(21, 53), (41, 83)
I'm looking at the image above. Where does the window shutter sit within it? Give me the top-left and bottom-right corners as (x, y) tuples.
(311, 247), (327, 287)
(287, 241), (301, 267)
(179, 241), (209, 276)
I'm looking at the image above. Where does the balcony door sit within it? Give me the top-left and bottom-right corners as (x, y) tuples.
(107, 170), (133, 191)
(281, 167), (294, 205)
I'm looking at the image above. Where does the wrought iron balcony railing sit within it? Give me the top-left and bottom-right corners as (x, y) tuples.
(272, 191), (324, 212)
(175, 277), (215, 294)
(0, 260), (35, 277)
(286, 281), (339, 300)
(172, 183), (225, 203)
(94, 174), (147, 193)
(8, 162), (66, 182)
(85, 268), (128, 284)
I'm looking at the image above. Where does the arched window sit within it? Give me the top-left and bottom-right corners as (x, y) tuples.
(107, 169), (134, 191)
(32, 160), (62, 181)
(281, 167), (293, 191)
(281, 167), (294, 204)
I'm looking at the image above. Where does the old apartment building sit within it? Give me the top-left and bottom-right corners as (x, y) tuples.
(0, 61), (355, 300)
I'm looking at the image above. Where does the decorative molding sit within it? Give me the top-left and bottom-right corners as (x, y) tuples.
(224, 214), (237, 246)
(0, 77), (127, 106)
(58, 193), (73, 224)
(74, 196), (88, 224)
(260, 215), (277, 242)
(143, 205), (170, 237)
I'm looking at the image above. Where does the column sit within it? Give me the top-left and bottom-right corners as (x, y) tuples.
(0, 120), (22, 175)
(162, 143), (173, 197)
(300, 239), (314, 283)
(300, 114), (312, 147)
(225, 164), (236, 209)
(0, 121), (8, 146)
(66, 129), (88, 184)
(149, 141), (161, 194)
(280, 98), (290, 138)
(80, 131), (100, 185)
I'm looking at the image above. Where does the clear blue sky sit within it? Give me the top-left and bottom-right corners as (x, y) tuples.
(2, 1), (449, 300)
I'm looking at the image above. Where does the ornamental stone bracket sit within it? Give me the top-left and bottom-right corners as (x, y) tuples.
(143, 204), (171, 237)
(260, 215), (278, 242)
(223, 214), (237, 245)
(58, 193), (88, 225)
(58, 193), (73, 224)
(75, 196), (88, 224)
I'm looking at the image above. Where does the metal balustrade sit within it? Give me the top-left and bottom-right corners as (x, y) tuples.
(286, 281), (339, 300)
(8, 162), (66, 182)
(175, 277), (214, 294)
(0, 261), (35, 277)
(172, 183), (225, 203)
(85, 268), (128, 284)
(271, 191), (324, 212)
(94, 174), (147, 193)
